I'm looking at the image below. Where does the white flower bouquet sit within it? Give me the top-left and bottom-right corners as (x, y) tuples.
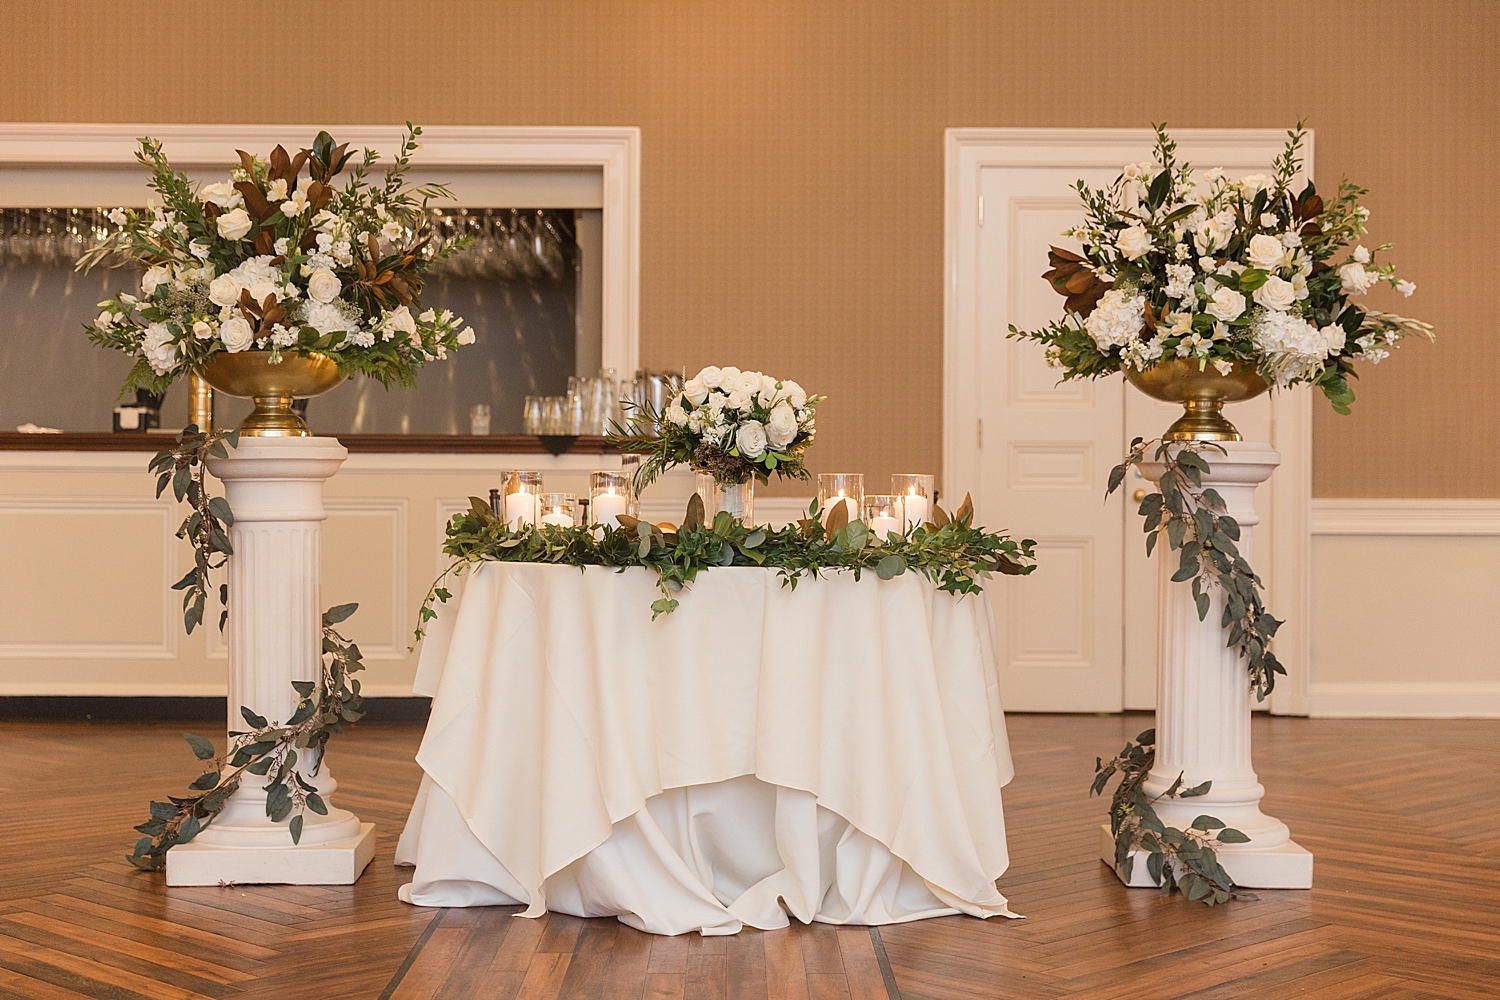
(1009, 124), (1432, 413)
(613, 366), (824, 490)
(79, 124), (474, 396)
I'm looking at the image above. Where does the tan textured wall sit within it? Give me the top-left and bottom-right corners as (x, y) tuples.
(1, 0), (1494, 496)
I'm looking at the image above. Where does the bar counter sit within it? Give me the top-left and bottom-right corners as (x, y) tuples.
(0, 432), (617, 454)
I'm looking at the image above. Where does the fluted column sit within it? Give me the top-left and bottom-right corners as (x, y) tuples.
(1105, 441), (1312, 889)
(167, 437), (375, 886)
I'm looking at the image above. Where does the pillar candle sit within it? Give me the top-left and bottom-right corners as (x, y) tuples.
(506, 490), (538, 530)
(592, 490), (628, 527)
(825, 494), (858, 526)
(869, 514), (901, 539)
(901, 490), (929, 531)
(540, 509), (573, 527)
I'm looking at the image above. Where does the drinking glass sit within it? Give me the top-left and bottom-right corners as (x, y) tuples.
(469, 403), (491, 436)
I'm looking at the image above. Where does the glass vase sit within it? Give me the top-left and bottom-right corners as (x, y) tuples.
(694, 473), (755, 526)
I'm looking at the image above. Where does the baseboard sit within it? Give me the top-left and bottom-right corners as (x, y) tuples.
(1310, 498), (1500, 535)
(0, 695), (431, 724)
(1306, 682), (1500, 718)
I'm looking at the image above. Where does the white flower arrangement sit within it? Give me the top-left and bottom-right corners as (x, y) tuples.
(614, 366), (824, 490)
(1011, 123), (1433, 413)
(80, 125), (474, 395)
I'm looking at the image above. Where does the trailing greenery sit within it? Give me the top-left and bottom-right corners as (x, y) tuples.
(129, 603), (367, 871)
(1108, 438), (1284, 700)
(1091, 729), (1255, 906)
(150, 425), (239, 634)
(416, 492), (1036, 638)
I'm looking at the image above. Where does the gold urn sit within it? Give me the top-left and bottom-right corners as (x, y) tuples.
(200, 351), (345, 437)
(1124, 357), (1269, 441)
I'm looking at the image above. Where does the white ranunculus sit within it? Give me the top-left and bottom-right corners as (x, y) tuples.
(718, 366), (741, 386)
(219, 315), (254, 352)
(697, 365), (724, 389)
(192, 320), (215, 340)
(306, 268), (341, 304)
(1083, 288), (1146, 350)
(732, 371), (762, 395)
(1252, 275), (1298, 311)
(216, 207), (253, 240)
(1247, 233), (1287, 271)
(726, 388), (753, 411)
(140, 324), (179, 375)
(1352, 245), (1370, 263)
(1115, 225), (1153, 261)
(208, 274), (241, 308)
(782, 380), (807, 408)
(200, 181), (243, 210)
(1338, 262), (1376, 295)
(457, 328), (475, 345)
(140, 265), (173, 297)
(735, 420), (768, 459)
(1206, 286), (1247, 322)
(766, 403), (798, 448)
(683, 378), (709, 405)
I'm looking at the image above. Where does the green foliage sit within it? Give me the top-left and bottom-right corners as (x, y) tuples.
(1091, 730), (1255, 906)
(127, 605), (367, 871)
(1109, 438), (1285, 700)
(413, 493), (1036, 645)
(151, 425), (240, 634)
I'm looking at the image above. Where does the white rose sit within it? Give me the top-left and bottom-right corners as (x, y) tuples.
(1206, 286), (1247, 322)
(666, 398), (689, 426)
(1352, 245), (1370, 263)
(726, 388), (753, 411)
(1115, 225), (1153, 261)
(1252, 275), (1298, 311)
(732, 371), (762, 395)
(219, 315), (254, 352)
(208, 274), (242, 307)
(306, 268), (341, 304)
(1247, 233), (1287, 271)
(1320, 324), (1347, 355)
(696, 365), (724, 389)
(766, 403), (798, 448)
(456, 327), (476, 345)
(247, 281), (279, 306)
(192, 320), (215, 340)
(1338, 262), (1376, 295)
(735, 420), (768, 459)
(683, 378), (709, 405)
(200, 181), (243, 210)
(1239, 173), (1269, 194)
(217, 207), (253, 240)
(140, 265), (173, 297)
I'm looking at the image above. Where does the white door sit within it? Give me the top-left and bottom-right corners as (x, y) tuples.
(953, 131), (1310, 713)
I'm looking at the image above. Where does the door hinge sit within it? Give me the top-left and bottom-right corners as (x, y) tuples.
(977, 418), (983, 449)
(978, 194), (984, 227)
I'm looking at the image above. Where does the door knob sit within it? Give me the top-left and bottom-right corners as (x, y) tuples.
(1133, 489), (1148, 503)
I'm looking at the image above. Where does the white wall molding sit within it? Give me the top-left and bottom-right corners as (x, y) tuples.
(1307, 682), (1500, 719)
(0, 122), (640, 377)
(1310, 498), (1500, 535)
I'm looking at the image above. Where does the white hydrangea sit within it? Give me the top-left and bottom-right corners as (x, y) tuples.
(1083, 289), (1146, 350)
(1251, 309), (1343, 386)
(302, 300), (357, 337)
(140, 324), (179, 375)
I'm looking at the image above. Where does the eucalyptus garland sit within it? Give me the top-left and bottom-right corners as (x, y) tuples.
(416, 492), (1036, 638)
(1091, 729), (1255, 906)
(150, 425), (239, 634)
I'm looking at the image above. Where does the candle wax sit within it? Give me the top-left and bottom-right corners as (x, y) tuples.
(869, 514), (901, 539)
(901, 492), (929, 531)
(540, 512), (573, 527)
(506, 490), (538, 529)
(592, 491), (628, 527)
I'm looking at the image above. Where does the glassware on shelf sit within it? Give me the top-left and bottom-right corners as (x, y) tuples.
(502, 471), (544, 530)
(863, 495), (904, 541)
(588, 471), (635, 528)
(542, 396), (566, 435)
(890, 474), (936, 530)
(817, 474), (864, 527)
(538, 493), (578, 527)
(522, 396), (543, 435)
(694, 474), (755, 527)
(469, 403), (491, 436)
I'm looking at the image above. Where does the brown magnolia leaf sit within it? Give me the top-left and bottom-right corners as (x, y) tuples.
(263, 304), (287, 326)
(238, 288), (262, 314)
(370, 285), (388, 305)
(328, 142), (350, 177)
(235, 149), (257, 178)
(1048, 245), (1088, 264)
(374, 271), (393, 285)
(387, 275), (411, 303)
(202, 201), (221, 221)
(307, 180), (332, 213)
(1066, 281), (1110, 318)
(365, 232), (381, 262)
(1064, 268), (1096, 295)
(236, 181), (274, 222)
(655, 522), (678, 534)
(1142, 300), (1158, 333)
(615, 513), (642, 530)
(683, 492), (705, 531)
(268, 144), (292, 182)
(932, 504), (951, 528)
(288, 149), (308, 180)
(299, 229), (318, 251)
(955, 492), (974, 525)
(254, 230), (274, 256)
(825, 499), (850, 534)
(1298, 194), (1324, 220)
(797, 517), (818, 537)
(239, 304), (256, 324)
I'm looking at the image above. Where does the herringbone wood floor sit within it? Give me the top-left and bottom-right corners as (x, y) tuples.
(1, 714), (1496, 999)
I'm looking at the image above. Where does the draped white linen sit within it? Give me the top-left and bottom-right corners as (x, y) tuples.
(396, 562), (1019, 935)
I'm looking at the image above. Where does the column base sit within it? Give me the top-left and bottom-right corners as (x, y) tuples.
(1098, 824), (1312, 890)
(166, 822), (376, 886)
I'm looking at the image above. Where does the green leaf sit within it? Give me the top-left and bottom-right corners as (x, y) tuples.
(241, 706), (268, 729)
(289, 814), (303, 844)
(178, 813), (202, 844)
(306, 792), (328, 815)
(1181, 780), (1212, 797)
(1216, 828), (1251, 844)
(184, 733), (217, 760)
(188, 771), (220, 791)
(1189, 815), (1226, 832)
(876, 554), (907, 580)
(291, 680), (315, 698)
(208, 496), (234, 526)
(323, 603), (358, 625)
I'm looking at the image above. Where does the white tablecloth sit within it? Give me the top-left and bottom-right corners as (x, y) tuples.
(396, 562), (1018, 935)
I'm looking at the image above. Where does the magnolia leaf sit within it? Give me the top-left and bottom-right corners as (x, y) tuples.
(825, 499), (850, 534)
(955, 493), (974, 525)
(615, 513), (642, 530)
(931, 504), (950, 529)
(683, 493), (705, 532)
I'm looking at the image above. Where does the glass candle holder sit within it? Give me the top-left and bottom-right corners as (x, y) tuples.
(817, 473), (864, 527)
(503, 470), (544, 529)
(589, 471), (635, 527)
(863, 495), (904, 542)
(695, 474), (755, 526)
(538, 493), (578, 527)
(891, 474), (936, 530)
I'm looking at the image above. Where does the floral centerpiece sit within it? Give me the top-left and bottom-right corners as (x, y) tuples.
(1009, 123), (1431, 438)
(79, 124), (474, 433)
(611, 366), (824, 523)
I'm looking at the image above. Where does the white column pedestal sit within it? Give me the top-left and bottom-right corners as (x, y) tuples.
(167, 437), (375, 886)
(1102, 441), (1312, 890)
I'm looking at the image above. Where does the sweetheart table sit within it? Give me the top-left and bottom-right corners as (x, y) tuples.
(396, 561), (1019, 935)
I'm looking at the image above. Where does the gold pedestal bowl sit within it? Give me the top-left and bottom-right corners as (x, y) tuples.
(1124, 358), (1269, 441)
(200, 351), (345, 437)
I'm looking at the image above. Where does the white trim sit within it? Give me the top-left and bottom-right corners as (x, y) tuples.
(0, 122), (640, 377)
(0, 682), (423, 697)
(1307, 682), (1500, 718)
(944, 128), (1314, 716)
(1310, 498), (1500, 535)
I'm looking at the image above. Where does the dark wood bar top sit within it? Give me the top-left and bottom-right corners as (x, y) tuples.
(0, 432), (618, 455)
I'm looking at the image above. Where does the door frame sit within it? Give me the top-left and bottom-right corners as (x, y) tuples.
(944, 128), (1311, 716)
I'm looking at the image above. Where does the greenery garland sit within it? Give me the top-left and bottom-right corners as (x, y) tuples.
(130, 429), (367, 871)
(416, 492), (1036, 638)
(1092, 439), (1284, 903)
